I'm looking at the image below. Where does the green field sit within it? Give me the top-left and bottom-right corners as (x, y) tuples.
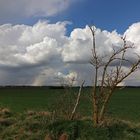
(1, 87), (140, 139)
(0, 87), (140, 122)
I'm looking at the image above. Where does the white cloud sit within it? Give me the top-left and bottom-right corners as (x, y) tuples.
(0, 0), (73, 23)
(0, 20), (140, 86)
(62, 26), (123, 63)
(0, 20), (67, 67)
(56, 71), (78, 86)
(124, 22), (140, 54)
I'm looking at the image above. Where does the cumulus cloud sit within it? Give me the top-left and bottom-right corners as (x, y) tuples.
(0, 20), (140, 86)
(62, 26), (123, 63)
(0, 20), (67, 67)
(0, 20), (67, 85)
(55, 71), (78, 86)
(124, 22), (140, 54)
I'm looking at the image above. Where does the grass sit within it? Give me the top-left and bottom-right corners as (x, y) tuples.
(51, 119), (140, 140)
(0, 87), (140, 122)
(0, 87), (61, 112)
(0, 86), (140, 139)
(1, 108), (140, 140)
(109, 87), (140, 122)
(0, 108), (52, 140)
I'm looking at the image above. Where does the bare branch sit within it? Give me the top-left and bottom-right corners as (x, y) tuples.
(88, 25), (140, 125)
(70, 80), (85, 120)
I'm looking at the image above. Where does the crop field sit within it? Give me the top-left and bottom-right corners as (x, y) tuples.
(0, 87), (140, 122)
(1, 87), (140, 139)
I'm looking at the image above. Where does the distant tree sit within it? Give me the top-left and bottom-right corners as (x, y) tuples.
(89, 26), (140, 126)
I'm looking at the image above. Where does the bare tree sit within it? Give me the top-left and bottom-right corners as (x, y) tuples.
(89, 26), (140, 126)
(54, 74), (85, 120)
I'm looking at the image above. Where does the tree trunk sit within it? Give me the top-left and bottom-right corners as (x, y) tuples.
(99, 91), (112, 122)
(93, 97), (99, 126)
(99, 102), (107, 122)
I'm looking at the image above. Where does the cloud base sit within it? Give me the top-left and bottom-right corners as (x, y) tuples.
(0, 21), (140, 86)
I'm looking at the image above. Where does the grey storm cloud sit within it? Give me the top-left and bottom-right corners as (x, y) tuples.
(0, 0), (73, 23)
(0, 21), (140, 86)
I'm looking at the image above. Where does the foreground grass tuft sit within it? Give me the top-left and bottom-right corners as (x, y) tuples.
(0, 108), (52, 140)
(46, 118), (140, 140)
(1, 108), (140, 140)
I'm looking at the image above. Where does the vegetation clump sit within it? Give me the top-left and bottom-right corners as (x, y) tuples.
(1, 108), (140, 140)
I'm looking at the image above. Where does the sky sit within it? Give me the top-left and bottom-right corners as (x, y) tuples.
(0, 0), (140, 86)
